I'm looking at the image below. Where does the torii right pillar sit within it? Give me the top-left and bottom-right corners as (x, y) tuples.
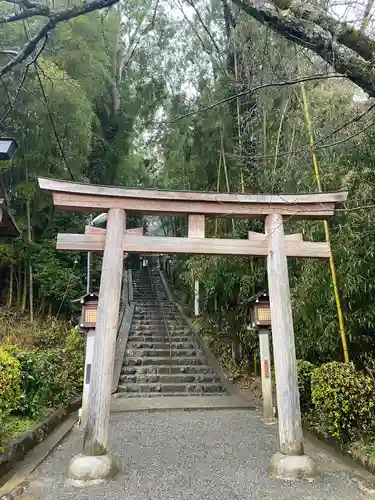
(265, 213), (317, 480)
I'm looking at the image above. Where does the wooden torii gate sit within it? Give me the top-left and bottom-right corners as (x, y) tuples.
(38, 178), (347, 480)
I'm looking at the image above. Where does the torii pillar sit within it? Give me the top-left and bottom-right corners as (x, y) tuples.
(69, 208), (126, 479)
(265, 214), (313, 479)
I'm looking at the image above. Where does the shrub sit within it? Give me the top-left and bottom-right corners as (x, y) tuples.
(0, 310), (73, 349)
(4, 346), (61, 418)
(0, 348), (21, 414)
(0, 349), (21, 442)
(296, 360), (315, 413)
(60, 329), (84, 400)
(311, 362), (375, 443)
(4, 331), (84, 418)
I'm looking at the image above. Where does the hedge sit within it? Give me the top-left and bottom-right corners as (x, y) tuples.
(0, 329), (84, 427)
(296, 360), (315, 412)
(311, 362), (375, 443)
(0, 349), (21, 424)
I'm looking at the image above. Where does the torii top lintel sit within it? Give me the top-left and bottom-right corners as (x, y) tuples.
(38, 178), (348, 220)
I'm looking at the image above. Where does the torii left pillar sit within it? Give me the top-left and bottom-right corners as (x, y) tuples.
(68, 208), (126, 481)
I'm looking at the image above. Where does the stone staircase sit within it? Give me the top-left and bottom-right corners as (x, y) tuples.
(118, 266), (227, 397)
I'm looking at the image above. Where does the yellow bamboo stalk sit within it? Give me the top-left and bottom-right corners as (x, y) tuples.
(233, 51), (245, 194)
(272, 98), (290, 192)
(300, 82), (349, 363)
(220, 130), (235, 235)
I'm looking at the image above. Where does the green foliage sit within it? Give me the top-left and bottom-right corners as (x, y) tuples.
(0, 309), (73, 348)
(311, 362), (375, 443)
(0, 349), (21, 414)
(296, 360), (315, 413)
(3, 329), (83, 419)
(62, 329), (85, 398)
(5, 346), (61, 418)
(0, 415), (39, 447)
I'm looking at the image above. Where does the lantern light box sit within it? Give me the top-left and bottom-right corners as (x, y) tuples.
(77, 292), (99, 330)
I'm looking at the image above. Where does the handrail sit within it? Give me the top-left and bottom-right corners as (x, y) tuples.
(148, 265), (173, 374)
(128, 269), (133, 304)
(157, 267), (234, 394)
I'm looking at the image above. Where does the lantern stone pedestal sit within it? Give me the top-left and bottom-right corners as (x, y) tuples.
(248, 292), (275, 425)
(258, 328), (275, 424)
(67, 453), (119, 482)
(81, 328), (95, 428)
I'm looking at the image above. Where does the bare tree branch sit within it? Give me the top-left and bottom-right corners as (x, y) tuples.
(173, 0), (212, 56)
(122, 0), (160, 70)
(184, 0), (222, 58)
(169, 72), (344, 122)
(0, 49), (19, 56)
(0, 6), (50, 23)
(231, 0), (375, 97)
(0, 0), (120, 77)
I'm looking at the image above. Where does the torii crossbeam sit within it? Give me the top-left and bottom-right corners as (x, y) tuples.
(38, 177), (347, 481)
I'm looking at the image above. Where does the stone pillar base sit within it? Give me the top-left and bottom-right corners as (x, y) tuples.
(67, 453), (119, 482)
(270, 452), (318, 480)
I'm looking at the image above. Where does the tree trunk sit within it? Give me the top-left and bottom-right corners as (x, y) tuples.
(361, 0), (374, 32)
(21, 262), (27, 313)
(8, 261), (13, 308)
(17, 262), (21, 308)
(25, 162), (34, 322)
(26, 198), (34, 322)
(38, 296), (45, 316)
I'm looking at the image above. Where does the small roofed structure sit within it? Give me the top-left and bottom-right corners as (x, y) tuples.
(0, 198), (19, 241)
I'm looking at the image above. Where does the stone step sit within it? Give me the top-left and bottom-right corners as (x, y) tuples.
(121, 365), (215, 375)
(117, 382), (226, 394)
(133, 297), (157, 301)
(133, 314), (182, 325)
(134, 304), (175, 309)
(127, 342), (196, 350)
(133, 309), (176, 314)
(130, 328), (189, 335)
(132, 313), (177, 319)
(131, 320), (185, 326)
(133, 309), (176, 319)
(120, 373), (221, 384)
(134, 306), (176, 311)
(114, 391), (226, 398)
(125, 349), (203, 358)
(123, 356), (207, 366)
(129, 331), (190, 339)
(119, 271), (228, 398)
(128, 336), (193, 343)
(130, 330), (189, 337)
(129, 328), (189, 335)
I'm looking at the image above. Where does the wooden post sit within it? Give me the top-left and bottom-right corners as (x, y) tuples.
(189, 214), (204, 318)
(258, 328), (273, 423)
(83, 208), (126, 456)
(265, 213), (303, 456)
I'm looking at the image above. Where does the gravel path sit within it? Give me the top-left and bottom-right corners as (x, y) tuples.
(24, 409), (373, 500)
